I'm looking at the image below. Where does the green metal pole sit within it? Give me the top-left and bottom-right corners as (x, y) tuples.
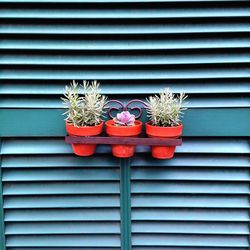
(0, 140), (6, 250)
(120, 158), (131, 250)
(248, 171), (250, 250)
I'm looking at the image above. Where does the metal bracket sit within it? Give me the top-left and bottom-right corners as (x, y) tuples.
(104, 99), (148, 119)
(66, 99), (182, 147)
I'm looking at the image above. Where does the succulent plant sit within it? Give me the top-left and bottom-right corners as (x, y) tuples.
(62, 80), (107, 127)
(113, 111), (135, 126)
(146, 88), (188, 127)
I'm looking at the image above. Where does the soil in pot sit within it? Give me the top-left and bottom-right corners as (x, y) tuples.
(66, 122), (103, 156)
(146, 122), (183, 159)
(105, 120), (143, 158)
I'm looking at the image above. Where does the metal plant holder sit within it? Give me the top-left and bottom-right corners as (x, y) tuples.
(65, 99), (182, 156)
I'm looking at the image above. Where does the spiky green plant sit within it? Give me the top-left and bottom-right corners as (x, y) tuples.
(146, 88), (188, 127)
(62, 80), (107, 127)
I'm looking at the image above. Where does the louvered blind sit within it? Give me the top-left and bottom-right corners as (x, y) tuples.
(1, 148), (121, 249)
(131, 150), (250, 249)
(0, 0), (250, 250)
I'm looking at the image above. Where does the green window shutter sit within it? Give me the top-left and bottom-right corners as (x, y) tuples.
(1, 147), (121, 249)
(131, 150), (250, 249)
(0, 0), (250, 250)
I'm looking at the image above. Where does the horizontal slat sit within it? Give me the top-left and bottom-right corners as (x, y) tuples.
(158, 137), (250, 152)
(6, 235), (121, 247)
(2, 154), (249, 168)
(0, 81), (249, 95)
(5, 195), (248, 210)
(131, 168), (250, 181)
(131, 154), (250, 168)
(1, 3), (250, 19)
(2, 154), (249, 169)
(5, 221), (120, 235)
(132, 234), (248, 247)
(132, 194), (250, 208)
(2, 35), (249, 50)
(2, 155), (119, 168)
(1, 138), (249, 154)
(1, 65), (250, 80)
(1, 155), (120, 168)
(1, 51), (250, 65)
(4, 195), (120, 208)
(1, 11), (249, 20)
(2, 169), (119, 181)
(132, 221), (248, 235)
(4, 207), (249, 222)
(8, 248), (119, 250)
(132, 182), (249, 194)
(4, 181), (248, 196)
(5, 221), (248, 235)
(132, 208), (250, 222)
(2, 96), (250, 108)
(1, 0), (249, 2)
(6, 234), (246, 248)
(1, 19), (249, 34)
(1, 138), (72, 155)
(132, 248), (248, 250)
(3, 182), (120, 195)
(5, 208), (120, 222)
(3, 167), (250, 182)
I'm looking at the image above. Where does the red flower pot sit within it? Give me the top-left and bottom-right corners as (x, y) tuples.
(105, 120), (143, 158)
(66, 122), (103, 156)
(146, 122), (183, 159)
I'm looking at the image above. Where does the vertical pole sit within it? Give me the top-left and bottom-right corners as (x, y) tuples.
(0, 140), (6, 250)
(120, 158), (131, 250)
(248, 170), (250, 250)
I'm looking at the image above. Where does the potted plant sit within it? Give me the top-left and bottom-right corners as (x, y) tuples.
(62, 80), (107, 156)
(105, 111), (142, 158)
(146, 88), (187, 159)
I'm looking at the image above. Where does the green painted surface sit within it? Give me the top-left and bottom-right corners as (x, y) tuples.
(0, 108), (249, 137)
(1, 0), (250, 249)
(120, 159), (131, 250)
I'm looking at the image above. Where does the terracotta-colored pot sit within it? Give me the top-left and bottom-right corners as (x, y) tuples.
(146, 122), (183, 159)
(66, 122), (103, 156)
(105, 120), (142, 158)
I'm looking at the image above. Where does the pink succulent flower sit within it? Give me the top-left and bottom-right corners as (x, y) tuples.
(114, 111), (135, 126)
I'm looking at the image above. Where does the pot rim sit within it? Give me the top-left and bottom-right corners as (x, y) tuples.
(145, 121), (183, 129)
(66, 121), (104, 129)
(105, 120), (142, 136)
(106, 119), (142, 128)
(66, 121), (104, 136)
(145, 121), (183, 137)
